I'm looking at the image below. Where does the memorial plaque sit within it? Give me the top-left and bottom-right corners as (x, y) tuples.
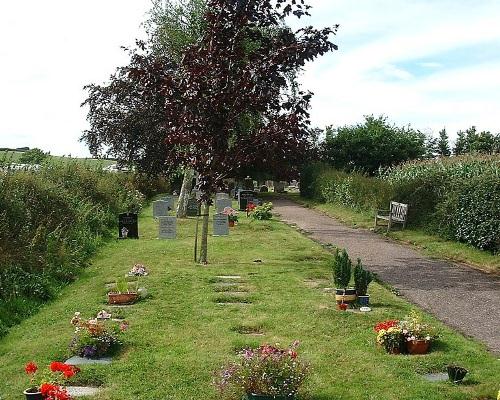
(238, 190), (256, 211)
(213, 213), (229, 236)
(216, 198), (233, 213)
(162, 196), (174, 211)
(118, 213), (138, 239)
(153, 200), (169, 218)
(158, 216), (176, 239)
(187, 198), (200, 217)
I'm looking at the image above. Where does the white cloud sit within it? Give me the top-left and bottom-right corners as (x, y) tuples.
(1, 1), (499, 156)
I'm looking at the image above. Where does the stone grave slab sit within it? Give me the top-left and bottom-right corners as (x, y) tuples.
(118, 213), (138, 239)
(65, 356), (112, 365)
(422, 372), (449, 382)
(216, 192), (230, 200)
(66, 386), (102, 397)
(238, 190), (256, 211)
(153, 200), (170, 218)
(158, 216), (177, 239)
(216, 198), (233, 213)
(213, 213), (229, 236)
(187, 198), (200, 216)
(162, 196), (174, 210)
(215, 275), (241, 279)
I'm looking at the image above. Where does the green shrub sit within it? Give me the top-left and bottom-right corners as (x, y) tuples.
(331, 249), (352, 288)
(353, 259), (373, 296)
(0, 162), (165, 337)
(251, 202), (273, 220)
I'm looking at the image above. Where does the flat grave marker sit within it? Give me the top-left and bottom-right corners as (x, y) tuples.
(159, 216), (177, 239)
(118, 213), (138, 239)
(65, 356), (112, 365)
(213, 213), (229, 236)
(216, 198), (233, 213)
(66, 387), (102, 397)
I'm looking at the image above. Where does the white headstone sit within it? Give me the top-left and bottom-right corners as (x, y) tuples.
(153, 200), (170, 218)
(213, 213), (229, 236)
(158, 216), (177, 239)
(216, 198), (233, 213)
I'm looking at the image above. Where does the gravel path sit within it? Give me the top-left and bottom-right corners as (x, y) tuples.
(273, 198), (500, 354)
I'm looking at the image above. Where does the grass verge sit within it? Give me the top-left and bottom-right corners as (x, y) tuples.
(0, 200), (498, 399)
(281, 193), (499, 275)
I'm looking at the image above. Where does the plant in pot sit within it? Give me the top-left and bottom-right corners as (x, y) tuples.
(69, 312), (129, 359)
(107, 278), (139, 305)
(354, 258), (373, 306)
(214, 341), (309, 399)
(374, 320), (404, 354)
(331, 249), (356, 304)
(251, 202), (273, 220)
(399, 310), (437, 355)
(223, 207), (239, 227)
(24, 361), (79, 399)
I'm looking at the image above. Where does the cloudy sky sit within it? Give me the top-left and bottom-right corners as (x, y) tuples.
(1, 0), (499, 156)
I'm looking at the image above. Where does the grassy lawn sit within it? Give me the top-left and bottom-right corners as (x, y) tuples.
(0, 200), (498, 399)
(281, 193), (499, 275)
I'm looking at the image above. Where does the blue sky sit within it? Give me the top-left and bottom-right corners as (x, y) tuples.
(1, 0), (499, 156)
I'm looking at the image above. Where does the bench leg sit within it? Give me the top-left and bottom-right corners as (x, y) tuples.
(387, 216), (392, 232)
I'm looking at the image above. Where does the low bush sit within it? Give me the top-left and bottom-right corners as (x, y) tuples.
(0, 162), (166, 337)
(301, 155), (499, 252)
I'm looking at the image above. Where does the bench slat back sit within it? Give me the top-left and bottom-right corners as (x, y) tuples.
(390, 201), (408, 220)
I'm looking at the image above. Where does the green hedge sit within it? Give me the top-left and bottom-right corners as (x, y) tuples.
(0, 163), (167, 336)
(301, 156), (500, 252)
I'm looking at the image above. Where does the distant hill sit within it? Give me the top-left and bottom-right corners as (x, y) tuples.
(0, 150), (116, 167)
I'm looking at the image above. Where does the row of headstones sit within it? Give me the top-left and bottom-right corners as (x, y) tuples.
(118, 191), (262, 241)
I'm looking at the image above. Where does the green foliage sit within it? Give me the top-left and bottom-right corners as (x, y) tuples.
(18, 148), (50, 164)
(353, 258), (373, 296)
(453, 126), (500, 155)
(331, 249), (352, 288)
(437, 128), (451, 157)
(0, 163), (164, 337)
(251, 202), (273, 220)
(322, 115), (427, 175)
(303, 155), (500, 252)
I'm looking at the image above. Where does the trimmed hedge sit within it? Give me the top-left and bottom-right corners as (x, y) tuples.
(301, 156), (500, 252)
(0, 162), (167, 336)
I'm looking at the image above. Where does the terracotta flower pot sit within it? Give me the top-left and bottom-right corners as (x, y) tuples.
(23, 389), (43, 400)
(229, 220), (235, 227)
(107, 292), (139, 305)
(407, 339), (430, 355)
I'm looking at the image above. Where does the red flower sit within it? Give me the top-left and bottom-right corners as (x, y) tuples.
(50, 361), (66, 372)
(288, 350), (298, 359)
(25, 361), (38, 375)
(374, 320), (399, 332)
(40, 383), (71, 400)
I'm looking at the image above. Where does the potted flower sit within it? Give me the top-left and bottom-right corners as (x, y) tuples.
(69, 312), (128, 359)
(214, 341), (309, 399)
(223, 207), (239, 227)
(374, 320), (404, 354)
(354, 258), (373, 306)
(399, 311), (437, 354)
(127, 263), (148, 276)
(24, 361), (79, 399)
(107, 278), (139, 305)
(331, 249), (356, 304)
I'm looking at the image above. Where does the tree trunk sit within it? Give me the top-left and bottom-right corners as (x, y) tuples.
(199, 202), (210, 264)
(176, 168), (195, 218)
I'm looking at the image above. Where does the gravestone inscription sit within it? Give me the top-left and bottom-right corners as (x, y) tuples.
(158, 216), (177, 239)
(187, 198), (200, 217)
(118, 213), (138, 239)
(213, 213), (229, 236)
(216, 198), (233, 213)
(238, 190), (256, 211)
(153, 200), (170, 218)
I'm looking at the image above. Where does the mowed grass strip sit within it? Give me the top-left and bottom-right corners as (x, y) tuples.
(0, 200), (498, 399)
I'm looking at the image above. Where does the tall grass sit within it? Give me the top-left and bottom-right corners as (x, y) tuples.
(0, 162), (167, 336)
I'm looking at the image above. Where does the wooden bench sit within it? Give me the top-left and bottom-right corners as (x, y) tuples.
(375, 201), (408, 231)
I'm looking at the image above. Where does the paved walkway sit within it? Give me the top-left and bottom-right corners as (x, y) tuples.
(273, 198), (500, 354)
